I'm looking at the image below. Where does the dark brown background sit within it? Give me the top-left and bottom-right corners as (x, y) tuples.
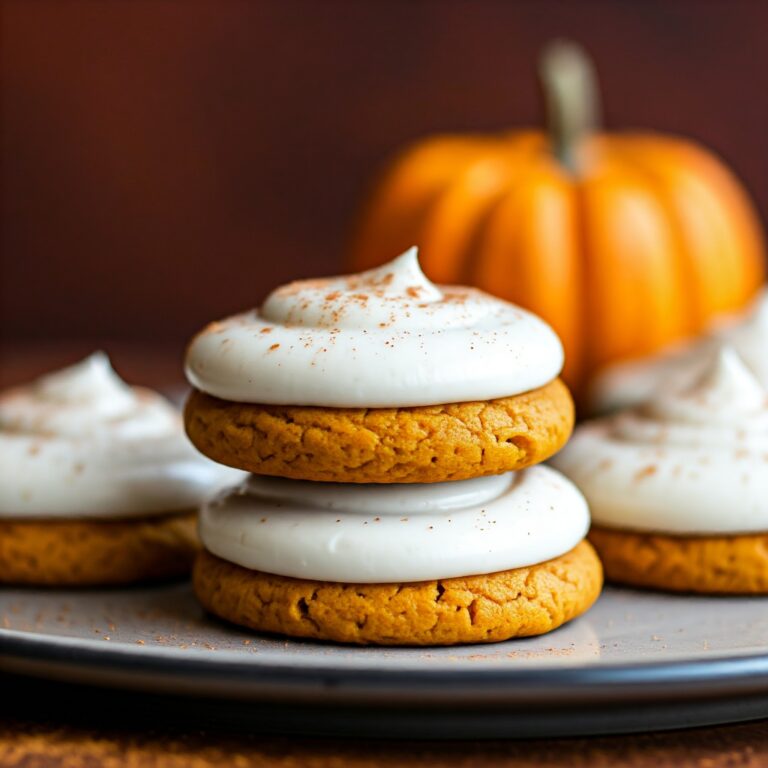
(3, 0), (768, 355)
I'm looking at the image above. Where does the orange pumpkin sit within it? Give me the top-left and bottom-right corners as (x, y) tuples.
(349, 41), (765, 398)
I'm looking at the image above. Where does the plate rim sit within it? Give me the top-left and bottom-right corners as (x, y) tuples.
(4, 627), (768, 705)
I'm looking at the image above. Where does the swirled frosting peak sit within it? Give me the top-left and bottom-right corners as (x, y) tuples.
(261, 247), (443, 329)
(552, 345), (768, 535)
(33, 350), (134, 408)
(0, 353), (244, 519)
(591, 288), (768, 413)
(185, 248), (564, 407)
(1, 352), (159, 438)
(647, 346), (766, 427)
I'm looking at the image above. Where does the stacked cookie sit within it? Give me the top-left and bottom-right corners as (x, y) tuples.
(184, 249), (602, 645)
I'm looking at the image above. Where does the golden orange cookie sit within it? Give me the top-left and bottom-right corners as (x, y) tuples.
(589, 526), (768, 594)
(184, 378), (574, 483)
(193, 540), (602, 646)
(0, 512), (199, 586)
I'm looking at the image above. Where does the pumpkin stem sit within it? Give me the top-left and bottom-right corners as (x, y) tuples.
(539, 40), (600, 174)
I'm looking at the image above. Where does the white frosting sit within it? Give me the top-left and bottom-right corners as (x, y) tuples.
(0, 353), (245, 519)
(185, 248), (564, 407)
(199, 466), (590, 583)
(553, 346), (768, 535)
(591, 288), (768, 413)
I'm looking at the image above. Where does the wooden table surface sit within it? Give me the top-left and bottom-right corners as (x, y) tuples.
(2, 697), (768, 768)
(1, 666), (768, 768)
(2, 343), (768, 766)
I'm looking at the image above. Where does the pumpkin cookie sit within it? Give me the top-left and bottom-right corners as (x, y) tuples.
(194, 541), (602, 646)
(184, 247), (570, 483)
(589, 527), (768, 594)
(184, 377), (573, 483)
(0, 353), (244, 586)
(554, 346), (768, 594)
(0, 513), (199, 587)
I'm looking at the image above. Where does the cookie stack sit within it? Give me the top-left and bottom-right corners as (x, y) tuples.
(184, 249), (602, 645)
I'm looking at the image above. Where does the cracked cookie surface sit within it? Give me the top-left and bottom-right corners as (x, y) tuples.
(0, 512), (199, 586)
(590, 526), (768, 594)
(184, 378), (573, 483)
(193, 541), (602, 645)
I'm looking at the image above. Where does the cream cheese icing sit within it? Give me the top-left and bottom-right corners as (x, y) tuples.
(185, 248), (564, 407)
(0, 353), (245, 519)
(591, 288), (768, 413)
(553, 346), (768, 535)
(199, 465), (590, 583)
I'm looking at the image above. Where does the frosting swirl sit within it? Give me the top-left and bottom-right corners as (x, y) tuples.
(591, 288), (768, 413)
(0, 353), (245, 519)
(199, 466), (589, 582)
(185, 248), (564, 407)
(553, 346), (768, 535)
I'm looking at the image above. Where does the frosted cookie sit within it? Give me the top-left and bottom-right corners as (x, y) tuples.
(0, 353), (244, 586)
(193, 467), (602, 645)
(184, 248), (573, 482)
(553, 346), (768, 594)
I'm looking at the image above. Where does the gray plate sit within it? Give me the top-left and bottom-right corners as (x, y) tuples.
(2, 583), (768, 738)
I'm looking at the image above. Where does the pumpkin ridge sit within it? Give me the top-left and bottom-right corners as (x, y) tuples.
(570, 151), (591, 399)
(417, 134), (542, 284)
(460, 137), (549, 288)
(611, 138), (693, 345)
